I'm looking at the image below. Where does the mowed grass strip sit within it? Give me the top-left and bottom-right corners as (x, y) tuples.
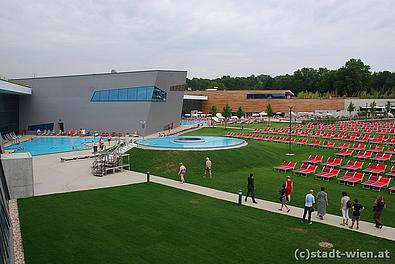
(129, 127), (394, 227)
(18, 183), (395, 264)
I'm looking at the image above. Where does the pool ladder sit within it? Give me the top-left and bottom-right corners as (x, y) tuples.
(91, 144), (130, 177)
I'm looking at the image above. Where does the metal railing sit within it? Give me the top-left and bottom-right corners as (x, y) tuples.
(0, 147), (13, 264)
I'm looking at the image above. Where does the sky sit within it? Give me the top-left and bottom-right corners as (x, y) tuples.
(0, 0), (394, 79)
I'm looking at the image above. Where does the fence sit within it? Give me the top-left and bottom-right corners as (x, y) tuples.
(0, 147), (13, 264)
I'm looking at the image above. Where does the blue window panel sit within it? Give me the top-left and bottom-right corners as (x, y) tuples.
(100, 90), (109, 101)
(127, 88), (137, 100)
(118, 88), (128, 101)
(145, 87), (154, 100)
(152, 87), (167, 101)
(137, 87), (148, 101)
(91, 91), (100, 101)
(108, 89), (119, 101)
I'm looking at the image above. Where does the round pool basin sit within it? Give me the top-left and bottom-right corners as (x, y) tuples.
(135, 136), (246, 150)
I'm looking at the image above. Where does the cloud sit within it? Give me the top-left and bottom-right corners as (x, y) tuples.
(0, 0), (394, 79)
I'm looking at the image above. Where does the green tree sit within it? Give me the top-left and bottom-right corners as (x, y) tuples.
(209, 105), (217, 117)
(266, 103), (273, 117)
(222, 104), (232, 129)
(347, 102), (355, 119)
(370, 101), (377, 118)
(236, 106), (245, 119)
(385, 101), (392, 119)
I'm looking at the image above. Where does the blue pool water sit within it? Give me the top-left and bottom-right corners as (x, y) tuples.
(5, 137), (99, 156)
(136, 136), (245, 150)
(180, 120), (208, 125)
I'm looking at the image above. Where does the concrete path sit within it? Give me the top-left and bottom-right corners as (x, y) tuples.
(148, 174), (395, 242)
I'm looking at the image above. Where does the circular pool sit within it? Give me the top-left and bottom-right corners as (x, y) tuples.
(135, 136), (247, 150)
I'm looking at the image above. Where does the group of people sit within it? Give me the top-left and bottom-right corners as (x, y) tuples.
(301, 188), (386, 229)
(177, 164), (388, 230)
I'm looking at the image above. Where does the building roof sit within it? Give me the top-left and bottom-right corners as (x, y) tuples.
(13, 69), (187, 81)
(0, 79), (32, 95)
(186, 89), (294, 96)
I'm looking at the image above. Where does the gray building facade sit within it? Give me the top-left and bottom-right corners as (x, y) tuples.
(16, 70), (187, 135)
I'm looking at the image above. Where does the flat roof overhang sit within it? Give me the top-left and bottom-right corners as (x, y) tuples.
(0, 79), (32, 95)
(183, 94), (208, 100)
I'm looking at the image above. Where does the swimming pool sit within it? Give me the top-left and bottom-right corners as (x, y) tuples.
(180, 120), (208, 125)
(5, 137), (99, 156)
(136, 136), (246, 150)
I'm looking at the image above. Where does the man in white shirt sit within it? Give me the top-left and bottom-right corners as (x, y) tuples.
(302, 190), (315, 224)
(204, 157), (212, 178)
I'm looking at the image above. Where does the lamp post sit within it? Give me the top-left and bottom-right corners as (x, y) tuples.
(139, 120), (146, 140)
(286, 106), (294, 156)
(365, 102), (368, 123)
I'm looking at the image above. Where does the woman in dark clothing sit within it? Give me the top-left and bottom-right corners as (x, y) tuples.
(278, 184), (290, 212)
(374, 196), (386, 228)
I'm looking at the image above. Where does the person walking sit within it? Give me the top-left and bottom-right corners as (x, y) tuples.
(374, 196), (386, 229)
(350, 199), (364, 230)
(245, 173), (257, 203)
(178, 162), (187, 184)
(317, 187), (328, 220)
(204, 157), (212, 178)
(340, 191), (351, 226)
(285, 176), (293, 202)
(302, 190), (315, 224)
(278, 184), (290, 212)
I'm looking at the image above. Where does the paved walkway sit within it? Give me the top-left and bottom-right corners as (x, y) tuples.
(148, 174), (395, 242)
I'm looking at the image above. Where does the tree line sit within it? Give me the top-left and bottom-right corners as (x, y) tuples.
(187, 59), (395, 98)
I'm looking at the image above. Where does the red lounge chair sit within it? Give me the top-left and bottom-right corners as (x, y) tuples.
(351, 144), (365, 151)
(274, 161), (297, 172)
(362, 175), (380, 188)
(233, 133), (244, 138)
(322, 157), (342, 167)
(295, 138), (307, 145)
(341, 160), (356, 170)
(315, 167), (331, 178)
(372, 164), (387, 174)
(302, 155), (323, 164)
(371, 177), (391, 191)
(371, 153), (392, 162)
(321, 141), (335, 148)
(354, 151), (372, 160)
(356, 135), (370, 143)
(390, 185), (395, 194)
(336, 143), (350, 149)
(252, 128), (261, 133)
(344, 172), (365, 186)
(371, 136), (383, 144)
(335, 149), (354, 157)
(322, 168), (340, 180)
(263, 135), (273, 141)
(294, 164), (317, 176)
(284, 138), (295, 144)
(338, 171), (356, 184)
(225, 132), (234, 137)
(385, 147), (395, 155)
(385, 138), (395, 145)
(367, 145), (384, 153)
(274, 136), (285, 143)
(253, 134), (264, 140)
(308, 140), (321, 147)
(385, 166), (395, 179)
(363, 163), (378, 174)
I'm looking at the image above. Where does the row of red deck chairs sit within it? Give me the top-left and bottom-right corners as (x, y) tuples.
(251, 128), (395, 145)
(274, 159), (394, 191)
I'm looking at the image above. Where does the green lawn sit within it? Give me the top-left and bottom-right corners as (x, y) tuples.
(18, 183), (394, 264)
(129, 127), (394, 227)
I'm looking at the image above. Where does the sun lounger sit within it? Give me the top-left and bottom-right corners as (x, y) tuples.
(341, 160), (364, 171)
(362, 175), (380, 188)
(343, 172), (365, 186)
(274, 161), (297, 172)
(367, 145), (384, 153)
(354, 151), (372, 160)
(338, 171), (356, 184)
(322, 157), (342, 167)
(390, 185), (395, 194)
(293, 164), (317, 176)
(351, 144), (365, 151)
(385, 166), (395, 179)
(371, 153), (392, 162)
(335, 149), (353, 157)
(371, 177), (391, 191)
